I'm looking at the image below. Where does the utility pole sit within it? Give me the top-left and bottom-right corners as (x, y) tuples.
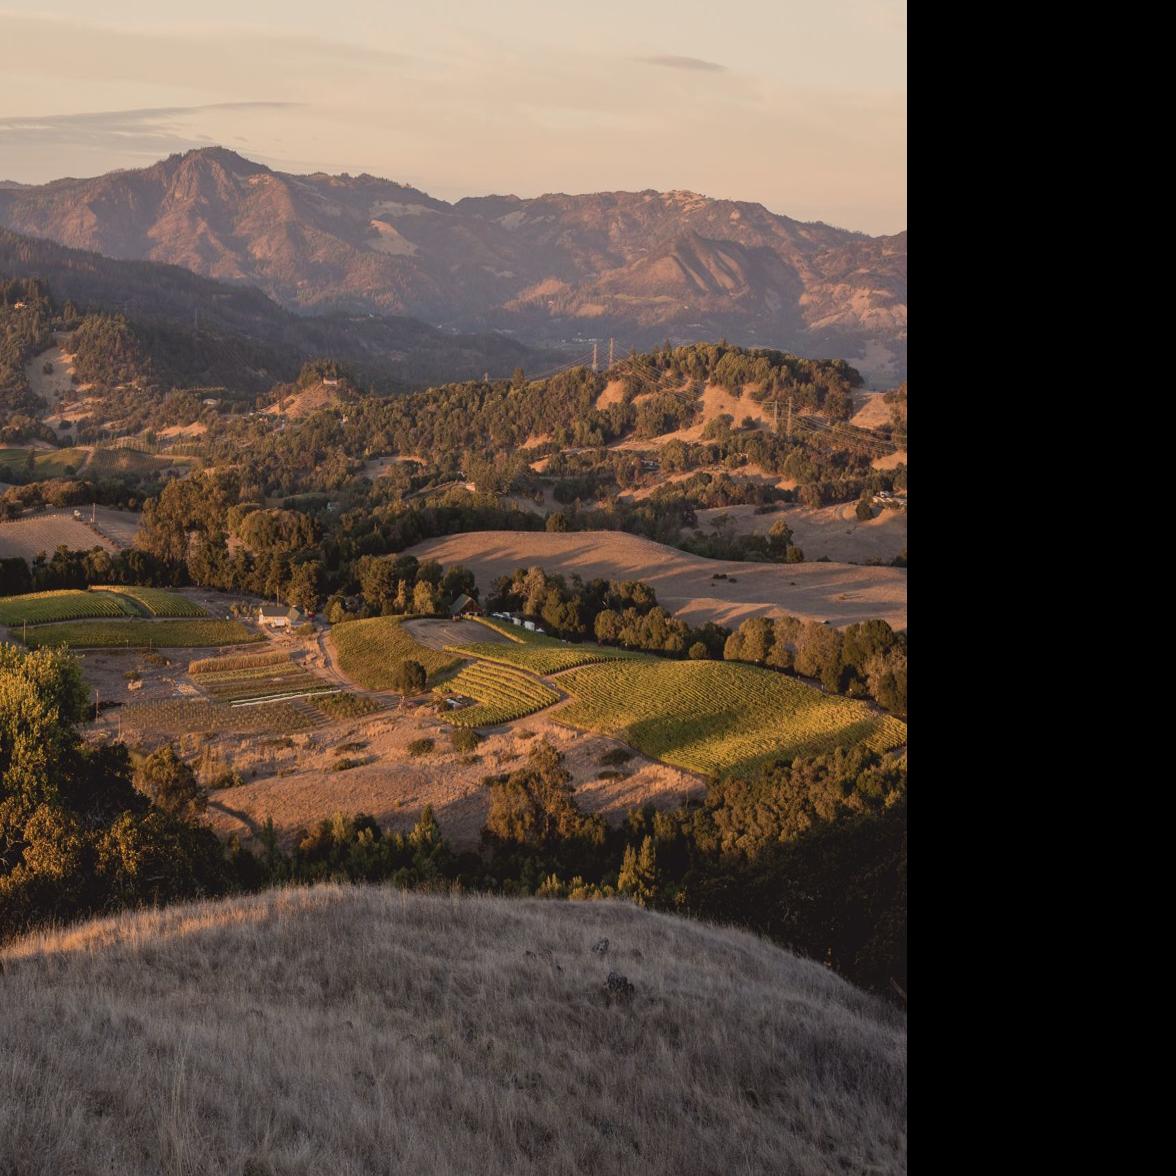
(773, 396), (779, 435)
(592, 342), (598, 373)
(786, 394), (794, 442)
(608, 337), (615, 368)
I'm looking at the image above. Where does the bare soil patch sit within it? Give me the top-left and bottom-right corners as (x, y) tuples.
(407, 530), (907, 629)
(594, 378), (627, 410)
(402, 618), (511, 650)
(872, 449), (907, 471)
(0, 511), (115, 559)
(204, 712), (702, 849)
(264, 381), (344, 420)
(850, 391), (894, 431)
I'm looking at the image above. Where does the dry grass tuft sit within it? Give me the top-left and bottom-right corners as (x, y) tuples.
(0, 887), (905, 1175)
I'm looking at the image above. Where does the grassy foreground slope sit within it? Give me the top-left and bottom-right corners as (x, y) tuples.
(0, 887), (906, 1176)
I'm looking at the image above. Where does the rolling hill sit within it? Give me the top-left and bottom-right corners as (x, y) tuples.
(0, 885), (907, 1175)
(407, 530), (908, 629)
(0, 148), (907, 382)
(0, 228), (549, 392)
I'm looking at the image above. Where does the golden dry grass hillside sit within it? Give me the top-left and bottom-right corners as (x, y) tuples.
(0, 886), (907, 1176)
(409, 529), (907, 629)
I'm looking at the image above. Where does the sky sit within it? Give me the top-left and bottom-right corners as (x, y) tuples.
(0, 1), (906, 235)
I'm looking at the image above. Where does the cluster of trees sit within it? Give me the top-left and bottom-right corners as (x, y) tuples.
(335, 552), (477, 621)
(487, 566), (729, 657)
(679, 515), (805, 563)
(128, 468), (534, 614)
(632, 341), (862, 416)
(723, 615), (907, 716)
(0, 278), (55, 416)
(0, 545), (182, 596)
(0, 646), (230, 937)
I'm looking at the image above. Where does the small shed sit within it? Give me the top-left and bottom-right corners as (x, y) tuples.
(449, 593), (482, 618)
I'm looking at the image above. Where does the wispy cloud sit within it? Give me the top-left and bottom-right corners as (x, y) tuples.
(0, 103), (299, 163)
(637, 55), (727, 73)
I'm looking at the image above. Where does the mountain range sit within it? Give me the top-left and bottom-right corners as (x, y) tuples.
(0, 229), (546, 392)
(0, 148), (906, 382)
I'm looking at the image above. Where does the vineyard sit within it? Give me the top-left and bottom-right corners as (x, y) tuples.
(331, 616), (462, 688)
(19, 618), (261, 649)
(309, 693), (385, 720)
(0, 589), (140, 625)
(94, 586), (208, 618)
(555, 660), (908, 777)
(188, 649), (289, 675)
(440, 661), (560, 727)
(118, 698), (318, 737)
(191, 658), (326, 703)
(449, 624), (643, 676)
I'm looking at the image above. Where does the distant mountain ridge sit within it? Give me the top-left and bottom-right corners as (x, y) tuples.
(0, 148), (907, 382)
(0, 228), (548, 392)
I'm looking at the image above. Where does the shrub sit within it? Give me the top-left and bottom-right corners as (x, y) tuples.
(407, 738), (434, 757)
(599, 748), (633, 767)
(451, 728), (479, 753)
(332, 757), (364, 772)
(390, 659), (427, 695)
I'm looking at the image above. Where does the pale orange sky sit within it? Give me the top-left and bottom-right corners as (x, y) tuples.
(0, 1), (906, 234)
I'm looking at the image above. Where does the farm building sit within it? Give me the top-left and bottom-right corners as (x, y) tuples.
(448, 593), (482, 618)
(258, 604), (306, 629)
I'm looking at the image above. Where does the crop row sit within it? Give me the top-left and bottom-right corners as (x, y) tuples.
(448, 638), (640, 676)
(0, 588), (141, 626)
(93, 585), (208, 618)
(188, 649), (289, 675)
(119, 698), (316, 736)
(440, 661), (559, 727)
(554, 659), (908, 777)
(198, 670), (325, 703)
(20, 618), (263, 649)
(331, 616), (462, 688)
(308, 693), (385, 720)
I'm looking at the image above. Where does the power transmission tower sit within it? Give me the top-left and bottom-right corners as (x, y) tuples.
(592, 342), (598, 372)
(786, 394), (794, 441)
(608, 337), (615, 367)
